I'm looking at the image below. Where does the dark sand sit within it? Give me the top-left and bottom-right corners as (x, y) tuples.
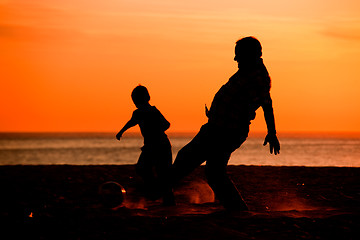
(0, 165), (359, 239)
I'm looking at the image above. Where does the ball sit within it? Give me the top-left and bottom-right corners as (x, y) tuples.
(99, 181), (126, 208)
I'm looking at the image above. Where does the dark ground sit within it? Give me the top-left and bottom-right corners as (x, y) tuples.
(0, 165), (359, 239)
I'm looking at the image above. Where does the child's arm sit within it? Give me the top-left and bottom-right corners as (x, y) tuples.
(116, 114), (137, 141)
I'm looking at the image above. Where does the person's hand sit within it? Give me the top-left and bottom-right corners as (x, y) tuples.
(116, 132), (122, 141)
(263, 134), (280, 155)
(205, 104), (210, 118)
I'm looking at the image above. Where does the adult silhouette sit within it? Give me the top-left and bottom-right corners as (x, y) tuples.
(171, 36), (280, 210)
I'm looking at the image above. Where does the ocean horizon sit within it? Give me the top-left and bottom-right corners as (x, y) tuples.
(1, 131), (360, 167)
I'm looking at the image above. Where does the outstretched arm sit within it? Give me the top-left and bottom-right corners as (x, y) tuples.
(116, 115), (137, 141)
(262, 98), (280, 155)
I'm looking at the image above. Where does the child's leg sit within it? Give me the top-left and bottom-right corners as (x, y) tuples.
(155, 144), (175, 205)
(136, 150), (154, 181)
(136, 149), (158, 198)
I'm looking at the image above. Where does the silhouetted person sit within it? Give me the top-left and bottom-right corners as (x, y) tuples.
(171, 36), (280, 210)
(116, 85), (175, 206)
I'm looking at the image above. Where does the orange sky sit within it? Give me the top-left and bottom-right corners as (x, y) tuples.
(1, 0), (360, 133)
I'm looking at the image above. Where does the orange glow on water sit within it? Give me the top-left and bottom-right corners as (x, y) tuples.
(1, 1), (360, 133)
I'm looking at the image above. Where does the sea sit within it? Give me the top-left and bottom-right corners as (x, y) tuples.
(0, 132), (359, 167)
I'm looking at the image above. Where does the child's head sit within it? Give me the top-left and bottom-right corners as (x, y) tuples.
(234, 36), (262, 62)
(131, 85), (150, 107)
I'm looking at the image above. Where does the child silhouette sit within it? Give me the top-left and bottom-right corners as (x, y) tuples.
(116, 85), (175, 206)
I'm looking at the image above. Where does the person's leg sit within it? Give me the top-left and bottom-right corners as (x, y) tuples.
(205, 136), (248, 210)
(136, 148), (158, 199)
(171, 125), (209, 184)
(155, 142), (176, 205)
(205, 158), (248, 210)
(136, 150), (154, 181)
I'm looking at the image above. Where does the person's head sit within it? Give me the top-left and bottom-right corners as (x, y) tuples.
(234, 36), (262, 63)
(131, 85), (150, 108)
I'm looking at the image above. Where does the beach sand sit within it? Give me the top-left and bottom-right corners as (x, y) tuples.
(0, 165), (359, 239)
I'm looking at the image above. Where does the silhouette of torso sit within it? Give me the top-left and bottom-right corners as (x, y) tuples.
(207, 58), (271, 131)
(132, 106), (169, 145)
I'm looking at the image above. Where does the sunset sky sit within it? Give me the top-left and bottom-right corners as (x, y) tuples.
(1, 0), (360, 133)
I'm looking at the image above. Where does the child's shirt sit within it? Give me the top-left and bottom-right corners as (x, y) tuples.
(131, 106), (170, 146)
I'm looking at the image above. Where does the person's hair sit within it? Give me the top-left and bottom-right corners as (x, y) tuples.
(131, 85), (150, 105)
(235, 36), (262, 60)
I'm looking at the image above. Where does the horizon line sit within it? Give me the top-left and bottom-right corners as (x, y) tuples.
(1, 131), (360, 138)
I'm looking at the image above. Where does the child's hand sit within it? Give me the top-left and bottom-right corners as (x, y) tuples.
(116, 133), (122, 141)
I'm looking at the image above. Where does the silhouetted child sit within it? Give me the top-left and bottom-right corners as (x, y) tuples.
(116, 85), (175, 206)
(171, 37), (280, 210)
